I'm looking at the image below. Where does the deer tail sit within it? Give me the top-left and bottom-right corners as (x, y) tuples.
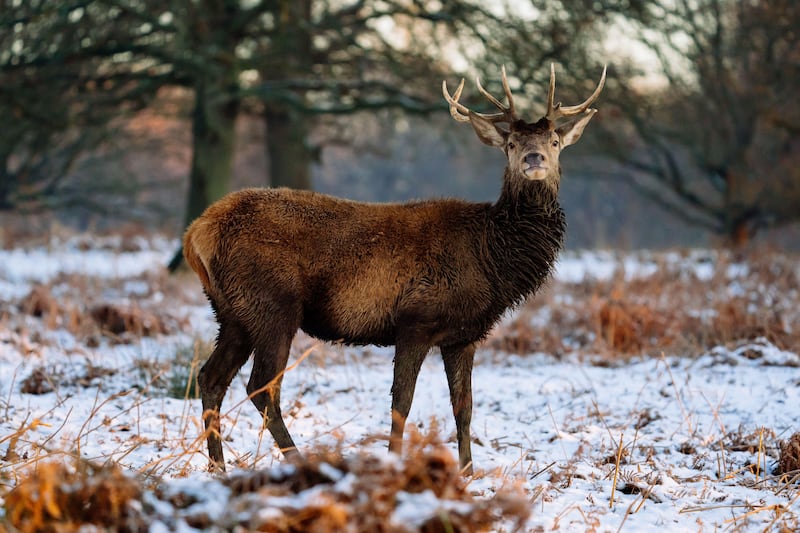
(183, 219), (217, 291)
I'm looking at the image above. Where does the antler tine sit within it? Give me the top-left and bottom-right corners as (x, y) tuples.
(443, 66), (519, 125)
(558, 65), (607, 115)
(442, 79), (471, 123)
(547, 64), (607, 121)
(501, 65), (517, 119)
(475, 65), (518, 122)
(546, 63), (556, 119)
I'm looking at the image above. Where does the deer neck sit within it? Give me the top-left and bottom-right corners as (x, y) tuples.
(484, 169), (566, 305)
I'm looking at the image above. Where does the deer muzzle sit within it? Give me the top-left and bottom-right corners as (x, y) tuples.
(522, 152), (548, 179)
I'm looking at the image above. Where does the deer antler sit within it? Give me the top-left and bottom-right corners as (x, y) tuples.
(442, 65), (519, 124)
(546, 63), (607, 123)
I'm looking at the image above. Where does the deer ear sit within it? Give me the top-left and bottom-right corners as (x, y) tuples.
(556, 109), (597, 148)
(469, 113), (507, 148)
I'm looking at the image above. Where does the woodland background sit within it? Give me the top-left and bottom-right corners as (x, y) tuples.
(1, 0), (798, 252)
(3, 2), (800, 531)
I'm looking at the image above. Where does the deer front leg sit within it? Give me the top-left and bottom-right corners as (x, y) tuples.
(441, 342), (476, 475)
(389, 340), (430, 457)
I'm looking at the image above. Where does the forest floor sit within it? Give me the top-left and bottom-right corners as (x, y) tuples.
(0, 233), (799, 532)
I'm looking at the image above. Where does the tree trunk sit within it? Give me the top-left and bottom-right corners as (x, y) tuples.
(722, 168), (753, 249)
(264, 106), (312, 190)
(261, 0), (313, 190)
(168, 81), (239, 271)
(729, 219), (751, 248)
(0, 173), (11, 211)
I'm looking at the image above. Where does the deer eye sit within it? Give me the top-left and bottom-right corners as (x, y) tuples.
(552, 139), (560, 147)
(507, 141), (515, 150)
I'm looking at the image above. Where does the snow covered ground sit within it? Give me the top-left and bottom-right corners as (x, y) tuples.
(1, 236), (798, 531)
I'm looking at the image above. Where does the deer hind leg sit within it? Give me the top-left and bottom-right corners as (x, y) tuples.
(441, 342), (476, 475)
(247, 323), (300, 459)
(389, 339), (431, 458)
(198, 316), (253, 472)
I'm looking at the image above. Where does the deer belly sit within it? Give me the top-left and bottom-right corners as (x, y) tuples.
(300, 278), (399, 346)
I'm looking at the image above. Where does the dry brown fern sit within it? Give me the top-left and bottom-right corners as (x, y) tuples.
(778, 432), (800, 478)
(5, 461), (143, 533)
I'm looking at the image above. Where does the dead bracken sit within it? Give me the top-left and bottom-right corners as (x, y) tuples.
(19, 367), (55, 395)
(2, 236), (799, 532)
(4, 461), (143, 533)
(5, 434), (529, 533)
(778, 432), (800, 478)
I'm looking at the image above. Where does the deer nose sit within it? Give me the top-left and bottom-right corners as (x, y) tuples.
(524, 152), (546, 167)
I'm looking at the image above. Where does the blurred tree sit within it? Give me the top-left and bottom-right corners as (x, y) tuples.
(1, 1), (620, 258)
(253, 0), (628, 198)
(253, 0), (450, 191)
(160, 0), (521, 268)
(584, 0), (800, 246)
(0, 1), (164, 215)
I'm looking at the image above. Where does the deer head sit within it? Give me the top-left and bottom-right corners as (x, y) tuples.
(443, 64), (606, 189)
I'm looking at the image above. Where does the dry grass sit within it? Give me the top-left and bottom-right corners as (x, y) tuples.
(218, 429), (529, 532)
(489, 248), (800, 360)
(537, 401), (800, 532)
(779, 433), (800, 478)
(2, 238), (799, 531)
(3, 430), (530, 533)
(2, 271), (190, 351)
(4, 460), (143, 533)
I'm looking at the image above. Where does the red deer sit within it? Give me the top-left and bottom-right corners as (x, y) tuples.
(184, 64), (605, 473)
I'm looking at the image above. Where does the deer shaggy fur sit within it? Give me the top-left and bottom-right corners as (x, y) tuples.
(184, 65), (604, 473)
